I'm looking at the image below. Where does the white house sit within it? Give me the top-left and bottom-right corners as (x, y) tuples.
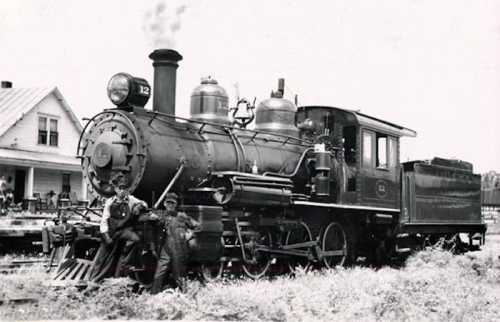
(0, 81), (86, 208)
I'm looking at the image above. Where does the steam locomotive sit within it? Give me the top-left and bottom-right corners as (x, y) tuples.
(48, 49), (486, 283)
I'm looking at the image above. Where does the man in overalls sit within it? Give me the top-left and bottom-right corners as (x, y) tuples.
(150, 192), (200, 293)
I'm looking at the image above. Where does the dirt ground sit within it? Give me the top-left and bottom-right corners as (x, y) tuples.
(0, 235), (499, 321)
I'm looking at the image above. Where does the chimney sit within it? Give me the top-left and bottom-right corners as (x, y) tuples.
(148, 49), (183, 115)
(1, 81), (12, 89)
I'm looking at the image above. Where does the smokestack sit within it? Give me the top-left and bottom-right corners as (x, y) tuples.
(148, 49), (183, 115)
(1, 81), (12, 89)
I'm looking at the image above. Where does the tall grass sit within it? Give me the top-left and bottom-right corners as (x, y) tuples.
(1, 238), (499, 321)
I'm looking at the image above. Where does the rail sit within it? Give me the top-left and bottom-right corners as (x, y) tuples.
(0, 297), (38, 306)
(0, 258), (55, 274)
(143, 109), (313, 146)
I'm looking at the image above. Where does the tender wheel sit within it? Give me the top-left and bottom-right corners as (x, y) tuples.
(199, 236), (225, 282)
(200, 261), (224, 282)
(321, 221), (353, 268)
(168, 225), (189, 289)
(241, 231), (272, 279)
(285, 222), (313, 272)
(133, 249), (157, 285)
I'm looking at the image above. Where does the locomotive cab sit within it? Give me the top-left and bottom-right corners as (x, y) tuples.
(296, 106), (416, 207)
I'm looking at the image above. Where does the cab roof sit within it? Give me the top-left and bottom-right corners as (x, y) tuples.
(298, 105), (417, 138)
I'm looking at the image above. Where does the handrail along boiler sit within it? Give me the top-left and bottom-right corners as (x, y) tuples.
(51, 48), (486, 282)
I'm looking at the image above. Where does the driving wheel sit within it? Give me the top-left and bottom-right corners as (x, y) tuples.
(321, 221), (353, 268)
(241, 230), (272, 279)
(284, 222), (313, 272)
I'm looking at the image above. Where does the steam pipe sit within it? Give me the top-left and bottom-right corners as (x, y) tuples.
(263, 147), (314, 178)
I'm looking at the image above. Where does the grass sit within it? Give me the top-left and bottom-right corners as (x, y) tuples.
(0, 236), (499, 321)
(486, 220), (500, 235)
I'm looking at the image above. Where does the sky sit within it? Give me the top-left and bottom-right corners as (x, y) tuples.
(0, 0), (499, 173)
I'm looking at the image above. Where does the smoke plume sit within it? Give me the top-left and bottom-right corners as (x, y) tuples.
(143, 0), (188, 49)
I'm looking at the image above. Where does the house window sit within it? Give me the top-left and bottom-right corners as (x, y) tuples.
(38, 117), (47, 144)
(62, 173), (71, 193)
(38, 116), (58, 147)
(49, 119), (58, 146)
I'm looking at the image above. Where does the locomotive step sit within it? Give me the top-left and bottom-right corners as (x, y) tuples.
(223, 230), (259, 237)
(395, 246), (411, 254)
(220, 256), (242, 263)
(235, 221), (253, 227)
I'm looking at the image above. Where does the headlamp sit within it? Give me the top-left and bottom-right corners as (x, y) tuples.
(107, 73), (151, 108)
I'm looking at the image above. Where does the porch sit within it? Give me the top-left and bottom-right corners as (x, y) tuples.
(0, 147), (87, 213)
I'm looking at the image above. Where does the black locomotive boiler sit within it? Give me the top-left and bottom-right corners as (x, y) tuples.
(53, 48), (486, 282)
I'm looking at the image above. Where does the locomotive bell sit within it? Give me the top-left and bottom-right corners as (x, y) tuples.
(255, 79), (299, 137)
(190, 77), (230, 125)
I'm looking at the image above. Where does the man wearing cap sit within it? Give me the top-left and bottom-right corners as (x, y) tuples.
(150, 192), (200, 293)
(90, 176), (148, 280)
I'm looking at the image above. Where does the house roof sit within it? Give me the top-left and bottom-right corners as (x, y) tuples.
(0, 86), (83, 138)
(0, 147), (80, 172)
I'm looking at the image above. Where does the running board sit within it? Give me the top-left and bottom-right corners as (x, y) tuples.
(292, 200), (400, 213)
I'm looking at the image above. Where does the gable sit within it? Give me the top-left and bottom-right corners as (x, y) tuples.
(0, 87), (52, 137)
(0, 92), (82, 156)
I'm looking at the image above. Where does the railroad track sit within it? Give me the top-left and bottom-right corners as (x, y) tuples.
(0, 297), (38, 306)
(0, 259), (54, 274)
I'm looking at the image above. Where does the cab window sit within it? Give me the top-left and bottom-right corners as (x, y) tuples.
(343, 125), (357, 164)
(363, 130), (398, 170)
(362, 130), (374, 168)
(376, 134), (388, 169)
(388, 137), (398, 168)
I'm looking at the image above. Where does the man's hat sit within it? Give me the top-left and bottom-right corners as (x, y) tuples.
(111, 175), (128, 188)
(164, 192), (178, 203)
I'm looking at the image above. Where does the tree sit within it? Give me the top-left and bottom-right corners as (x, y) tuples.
(482, 171), (500, 190)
